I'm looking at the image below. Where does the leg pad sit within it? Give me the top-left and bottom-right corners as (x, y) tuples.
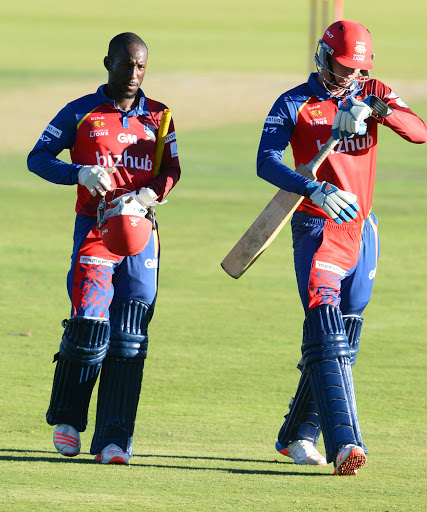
(90, 300), (153, 456)
(302, 305), (364, 463)
(46, 317), (110, 430)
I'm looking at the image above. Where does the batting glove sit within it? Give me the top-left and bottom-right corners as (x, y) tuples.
(78, 165), (116, 196)
(369, 95), (394, 118)
(305, 181), (359, 224)
(110, 187), (165, 207)
(332, 96), (373, 140)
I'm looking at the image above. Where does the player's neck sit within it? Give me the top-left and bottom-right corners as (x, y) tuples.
(114, 96), (139, 112)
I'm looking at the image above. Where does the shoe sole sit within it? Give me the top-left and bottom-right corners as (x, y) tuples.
(334, 447), (366, 475)
(94, 451), (129, 465)
(105, 455), (128, 465)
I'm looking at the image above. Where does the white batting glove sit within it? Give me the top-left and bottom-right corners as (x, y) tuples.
(110, 187), (165, 207)
(305, 181), (359, 224)
(332, 97), (373, 140)
(78, 166), (116, 196)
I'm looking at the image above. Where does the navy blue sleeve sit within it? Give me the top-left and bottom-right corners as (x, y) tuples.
(256, 94), (311, 195)
(27, 103), (82, 185)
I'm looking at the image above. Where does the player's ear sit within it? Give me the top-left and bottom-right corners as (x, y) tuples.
(104, 56), (111, 71)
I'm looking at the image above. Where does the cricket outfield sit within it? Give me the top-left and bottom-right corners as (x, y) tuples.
(0, 1), (426, 511)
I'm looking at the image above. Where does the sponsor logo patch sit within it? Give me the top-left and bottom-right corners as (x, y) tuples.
(129, 216), (141, 227)
(45, 124), (62, 138)
(96, 151), (153, 171)
(315, 260), (346, 277)
(117, 133), (138, 144)
(170, 141), (178, 158)
(265, 116), (284, 125)
(79, 256), (115, 267)
(316, 132), (374, 154)
(144, 258), (159, 269)
(369, 268), (377, 280)
(165, 131), (176, 143)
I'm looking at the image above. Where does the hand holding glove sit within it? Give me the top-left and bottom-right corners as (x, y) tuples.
(332, 96), (372, 140)
(78, 166), (116, 196)
(305, 181), (359, 224)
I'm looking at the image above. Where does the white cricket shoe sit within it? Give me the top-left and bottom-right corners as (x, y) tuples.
(94, 443), (130, 465)
(334, 444), (366, 475)
(53, 424), (81, 457)
(276, 439), (327, 466)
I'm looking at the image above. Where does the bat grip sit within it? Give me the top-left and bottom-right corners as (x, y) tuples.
(305, 136), (338, 174)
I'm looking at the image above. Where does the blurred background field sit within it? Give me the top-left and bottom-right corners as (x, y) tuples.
(0, 1), (426, 511)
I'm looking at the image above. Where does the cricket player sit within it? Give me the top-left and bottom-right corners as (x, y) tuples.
(27, 32), (181, 464)
(257, 20), (427, 474)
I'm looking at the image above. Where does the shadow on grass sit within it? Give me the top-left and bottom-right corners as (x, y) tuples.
(0, 449), (329, 476)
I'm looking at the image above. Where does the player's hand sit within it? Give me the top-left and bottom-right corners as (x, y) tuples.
(110, 187), (164, 207)
(78, 166), (116, 196)
(305, 181), (359, 224)
(332, 97), (373, 140)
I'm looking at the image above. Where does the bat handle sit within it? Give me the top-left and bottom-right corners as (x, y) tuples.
(305, 136), (338, 175)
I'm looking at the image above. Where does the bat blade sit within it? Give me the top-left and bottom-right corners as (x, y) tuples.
(221, 136), (338, 279)
(221, 189), (305, 278)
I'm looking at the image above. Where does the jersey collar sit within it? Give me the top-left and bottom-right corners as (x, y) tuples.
(97, 85), (149, 116)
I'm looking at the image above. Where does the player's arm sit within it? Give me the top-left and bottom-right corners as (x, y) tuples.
(28, 104), (116, 196)
(27, 103), (82, 185)
(257, 96), (312, 196)
(372, 89), (427, 143)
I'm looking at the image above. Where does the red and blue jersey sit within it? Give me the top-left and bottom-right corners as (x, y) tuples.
(257, 73), (427, 221)
(28, 85), (181, 217)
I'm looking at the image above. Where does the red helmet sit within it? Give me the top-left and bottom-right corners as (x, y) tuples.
(320, 20), (374, 70)
(99, 196), (152, 256)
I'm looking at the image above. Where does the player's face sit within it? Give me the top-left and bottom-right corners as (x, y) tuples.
(329, 58), (361, 89)
(105, 44), (148, 100)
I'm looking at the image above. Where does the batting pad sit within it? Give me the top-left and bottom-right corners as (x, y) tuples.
(90, 300), (153, 456)
(46, 316), (110, 431)
(302, 305), (365, 463)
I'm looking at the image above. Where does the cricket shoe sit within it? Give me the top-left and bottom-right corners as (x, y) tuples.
(94, 443), (130, 465)
(276, 439), (327, 466)
(334, 444), (366, 475)
(53, 424), (81, 457)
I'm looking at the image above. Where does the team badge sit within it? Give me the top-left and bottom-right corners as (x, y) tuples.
(144, 124), (156, 140)
(354, 44), (366, 55)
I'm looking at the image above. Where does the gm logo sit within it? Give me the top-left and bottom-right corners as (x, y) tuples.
(144, 258), (158, 269)
(118, 133), (138, 144)
(369, 268), (377, 280)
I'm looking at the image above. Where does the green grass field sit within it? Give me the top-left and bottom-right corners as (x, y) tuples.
(1, 1), (426, 511)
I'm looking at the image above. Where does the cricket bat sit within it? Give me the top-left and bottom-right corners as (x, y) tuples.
(153, 108), (172, 176)
(221, 136), (338, 279)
